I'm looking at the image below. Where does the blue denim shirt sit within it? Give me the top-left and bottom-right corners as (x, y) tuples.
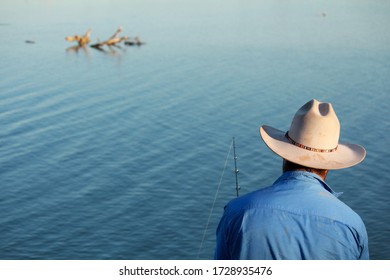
(214, 171), (369, 259)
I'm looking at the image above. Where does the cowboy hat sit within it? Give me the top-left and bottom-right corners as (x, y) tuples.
(260, 99), (366, 170)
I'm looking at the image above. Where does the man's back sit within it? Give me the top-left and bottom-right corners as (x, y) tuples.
(214, 171), (369, 259)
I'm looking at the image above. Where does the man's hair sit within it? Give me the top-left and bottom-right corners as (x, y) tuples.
(283, 160), (328, 179)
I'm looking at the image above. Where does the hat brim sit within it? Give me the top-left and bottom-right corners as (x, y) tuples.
(260, 125), (366, 170)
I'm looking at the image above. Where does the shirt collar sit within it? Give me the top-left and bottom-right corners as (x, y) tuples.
(276, 171), (343, 198)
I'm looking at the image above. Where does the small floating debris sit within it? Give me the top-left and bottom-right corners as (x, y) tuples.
(124, 37), (146, 46)
(25, 40), (35, 44)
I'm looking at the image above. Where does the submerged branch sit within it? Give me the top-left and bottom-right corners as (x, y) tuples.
(90, 26), (129, 48)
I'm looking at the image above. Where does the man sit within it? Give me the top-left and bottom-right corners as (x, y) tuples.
(214, 99), (369, 259)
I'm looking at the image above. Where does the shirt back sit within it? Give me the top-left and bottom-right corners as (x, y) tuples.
(214, 171), (369, 260)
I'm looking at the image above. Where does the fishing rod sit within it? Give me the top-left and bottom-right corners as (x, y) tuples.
(233, 137), (240, 197)
(197, 137), (241, 258)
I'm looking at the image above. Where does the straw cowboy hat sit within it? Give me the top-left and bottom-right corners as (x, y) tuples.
(260, 99), (366, 170)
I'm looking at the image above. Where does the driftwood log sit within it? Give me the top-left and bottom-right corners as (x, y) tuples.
(65, 29), (91, 46)
(65, 27), (144, 53)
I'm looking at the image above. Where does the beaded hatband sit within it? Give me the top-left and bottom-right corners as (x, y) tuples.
(285, 131), (338, 153)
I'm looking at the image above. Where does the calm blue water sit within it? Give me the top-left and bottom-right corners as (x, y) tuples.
(0, 0), (389, 260)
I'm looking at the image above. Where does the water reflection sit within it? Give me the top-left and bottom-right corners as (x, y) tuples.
(66, 44), (90, 54)
(90, 44), (125, 56)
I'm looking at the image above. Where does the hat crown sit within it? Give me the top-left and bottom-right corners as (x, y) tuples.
(288, 99), (340, 150)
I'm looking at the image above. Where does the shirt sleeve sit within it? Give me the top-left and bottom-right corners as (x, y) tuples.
(214, 210), (231, 259)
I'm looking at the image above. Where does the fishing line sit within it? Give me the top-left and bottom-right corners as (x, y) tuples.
(197, 138), (233, 259)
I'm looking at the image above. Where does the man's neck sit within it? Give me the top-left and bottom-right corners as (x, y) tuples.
(282, 160), (329, 181)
